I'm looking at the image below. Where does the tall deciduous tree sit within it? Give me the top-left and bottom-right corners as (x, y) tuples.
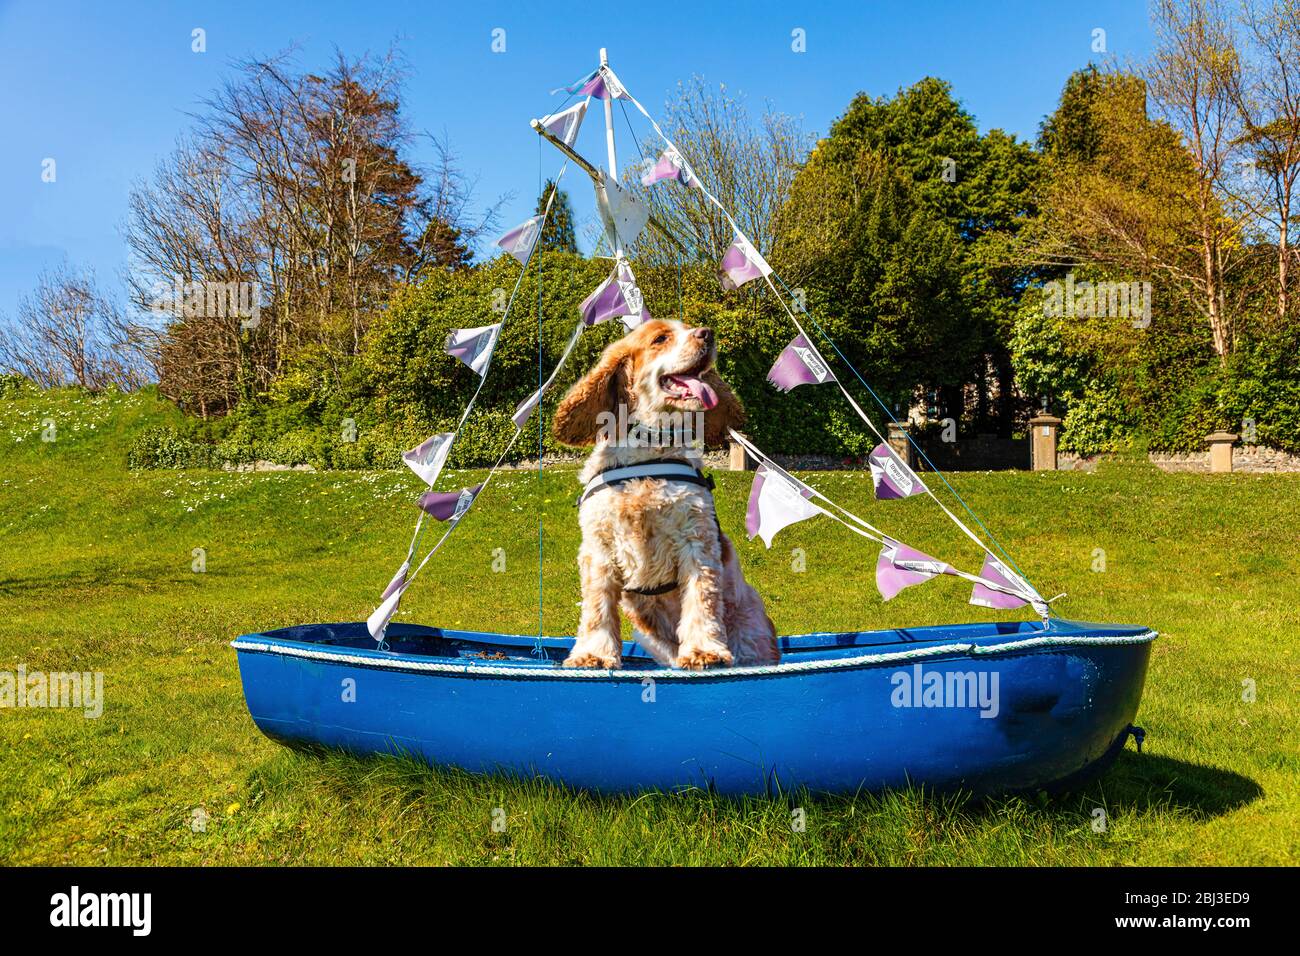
(1144, 0), (1247, 359)
(628, 76), (810, 267)
(1230, 0), (1300, 321)
(0, 264), (149, 391)
(124, 50), (502, 415)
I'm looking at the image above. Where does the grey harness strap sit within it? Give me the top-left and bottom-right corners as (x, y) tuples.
(579, 460), (714, 504)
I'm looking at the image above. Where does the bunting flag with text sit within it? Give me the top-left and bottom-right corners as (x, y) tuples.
(868, 443), (927, 500)
(417, 483), (486, 524)
(580, 259), (649, 328)
(496, 216), (541, 266)
(718, 235), (773, 291)
(767, 333), (834, 392)
(876, 539), (953, 601)
(640, 146), (699, 188)
(969, 554), (1033, 610)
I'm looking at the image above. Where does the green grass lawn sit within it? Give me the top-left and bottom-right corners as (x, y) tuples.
(1, 387), (1296, 865)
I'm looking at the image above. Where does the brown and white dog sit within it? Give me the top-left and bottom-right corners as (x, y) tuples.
(552, 318), (779, 670)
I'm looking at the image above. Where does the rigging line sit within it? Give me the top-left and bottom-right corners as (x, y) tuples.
(727, 428), (1038, 603)
(616, 76), (1039, 598)
(400, 160), (572, 568)
(618, 98), (646, 164)
(765, 271), (1035, 591)
(677, 255), (683, 321)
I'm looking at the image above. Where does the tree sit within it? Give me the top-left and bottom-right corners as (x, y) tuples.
(777, 78), (1040, 429)
(1144, 0), (1248, 359)
(1230, 0), (1300, 321)
(627, 76), (811, 266)
(124, 49), (503, 415)
(1030, 66), (1248, 364)
(536, 180), (577, 253)
(0, 264), (149, 391)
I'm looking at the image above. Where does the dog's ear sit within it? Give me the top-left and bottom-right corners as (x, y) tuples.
(702, 370), (745, 446)
(552, 340), (630, 447)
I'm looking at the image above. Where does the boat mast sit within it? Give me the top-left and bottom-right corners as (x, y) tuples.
(600, 47), (623, 258)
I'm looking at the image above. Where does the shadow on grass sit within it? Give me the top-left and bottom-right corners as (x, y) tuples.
(248, 739), (1262, 827)
(1090, 750), (1263, 817)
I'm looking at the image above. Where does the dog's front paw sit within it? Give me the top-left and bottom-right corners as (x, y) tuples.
(563, 652), (622, 669)
(676, 644), (733, 671)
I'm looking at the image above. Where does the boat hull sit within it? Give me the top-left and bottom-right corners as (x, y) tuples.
(232, 619), (1154, 796)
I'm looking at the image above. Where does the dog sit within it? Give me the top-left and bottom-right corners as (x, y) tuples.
(552, 318), (779, 670)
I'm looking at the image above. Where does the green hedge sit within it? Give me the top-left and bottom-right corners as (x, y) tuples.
(127, 252), (1300, 471)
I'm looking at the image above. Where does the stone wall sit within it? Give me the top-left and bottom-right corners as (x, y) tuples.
(1057, 447), (1300, 474)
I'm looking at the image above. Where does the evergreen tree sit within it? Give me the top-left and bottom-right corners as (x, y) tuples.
(535, 180), (578, 253)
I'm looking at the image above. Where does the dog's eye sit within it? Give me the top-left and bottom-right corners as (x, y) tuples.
(652, 333), (670, 345)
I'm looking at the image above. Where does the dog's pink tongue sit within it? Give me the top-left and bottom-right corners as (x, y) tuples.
(668, 374), (718, 409)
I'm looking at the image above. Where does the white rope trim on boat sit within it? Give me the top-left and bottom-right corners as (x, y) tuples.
(231, 629), (1157, 681)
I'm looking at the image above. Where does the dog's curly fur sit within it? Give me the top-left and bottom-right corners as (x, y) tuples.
(552, 318), (779, 670)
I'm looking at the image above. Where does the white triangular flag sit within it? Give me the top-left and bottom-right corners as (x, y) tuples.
(367, 581), (406, 640)
(538, 100), (588, 146)
(513, 388), (542, 429)
(401, 432), (454, 487)
(744, 464), (821, 548)
(595, 177), (650, 249)
(496, 216), (541, 266)
(446, 323), (501, 377)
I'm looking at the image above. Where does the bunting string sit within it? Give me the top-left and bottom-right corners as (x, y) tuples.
(729, 430), (1044, 609)
(612, 67), (1046, 613)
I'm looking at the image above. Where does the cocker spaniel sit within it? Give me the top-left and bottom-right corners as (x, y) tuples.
(552, 318), (779, 670)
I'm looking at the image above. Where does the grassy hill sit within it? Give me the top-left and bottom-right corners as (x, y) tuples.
(0, 386), (1296, 864)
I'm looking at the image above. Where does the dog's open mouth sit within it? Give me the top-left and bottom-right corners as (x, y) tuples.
(660, 360), (718, 409)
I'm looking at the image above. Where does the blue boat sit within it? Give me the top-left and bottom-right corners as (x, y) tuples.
(232, 618), (1155, 796)
(231, 52), (1158, 798)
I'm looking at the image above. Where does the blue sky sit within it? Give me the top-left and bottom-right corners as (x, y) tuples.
(0, 0), (1154, 322)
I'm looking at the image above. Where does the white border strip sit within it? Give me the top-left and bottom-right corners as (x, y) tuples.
(231, 629), (1157, 681)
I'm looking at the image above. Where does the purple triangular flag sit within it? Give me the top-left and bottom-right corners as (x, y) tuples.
(496, 216), (541, 266)
(969, 554), (1031, 610)
(580, 261), (649, 327)
(556, 66), (623, 100)
(417, 483), (484, 523)
(745, 465), (820, 548)
(868, 443), (926, 500)
(380, 559), (409, 601)
(446, 323), (501, 377)
(640, 147), (699, 188)
(767, 334), (833, 392)
(876, 539), (952, 601)
(718, 236), (772, 291)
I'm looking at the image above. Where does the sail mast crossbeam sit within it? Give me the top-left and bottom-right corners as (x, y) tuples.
(530, 100), (689, 255)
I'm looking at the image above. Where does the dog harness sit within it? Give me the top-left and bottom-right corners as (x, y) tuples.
(578, 457), (717, 597)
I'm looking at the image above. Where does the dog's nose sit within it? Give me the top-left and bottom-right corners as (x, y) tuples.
(691, 327), (713, 345)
